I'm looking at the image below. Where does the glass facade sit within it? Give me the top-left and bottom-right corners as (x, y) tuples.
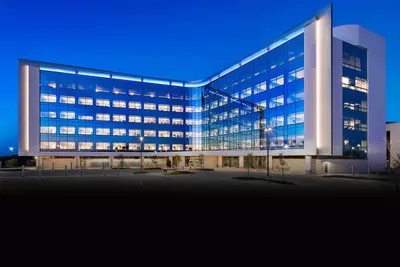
(342, 42), (368, 158)
(202, 33), (305, 151)
(38, 33), (305, 153)
(39, 71), (197, 152)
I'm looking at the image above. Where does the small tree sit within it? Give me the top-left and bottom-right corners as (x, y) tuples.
(199, 153), (204, 169)
(6, 158), (18, 168)
(275, 154), (290, 181)
(172, 154), (181, 169)
(166, 158), (172, 168)
(244, 153), (253, 178)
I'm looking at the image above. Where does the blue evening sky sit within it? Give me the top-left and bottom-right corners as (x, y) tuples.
(0, 0), (398, 155)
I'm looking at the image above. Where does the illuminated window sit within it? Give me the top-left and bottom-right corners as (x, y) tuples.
(230, 109), (239, 118)
(158, 117), (170, 124)
(269, 75), (284, 89)
(129, 129), (141, 136)
(128, 90), (140, 96)
(113, 100), (126, 108)
(185, 145), (193, 151)
(129, 143), (141, 150)
(172, 144), (183, 151)
(144, 130), (156, 137)
(128, 101), (141, 109)
(113, 114), (126, 122)
(60, 95), (76, 104)
(60, 111), (75, 119)
(253, 119), (266, 130)
(172, 105), (183, 112)
(172, 131), (184, 138)
(219, 127), (228, 135)
(79, 142), (93, 150)
(270, 116), (284, 127)
(288, 67), (304, 83)
(113, 128), (126, 136)
(60, 127), (75, 134)
(129, 115), (141, 123)
(78, 115), (93, 121)
(78, 97), (93, 105)
(159, 131), (170, 137)
(144, 103), (156, 110)
(144, 91), (156, 98)
(269, 96), (284, 108)
(230, 125), (239, 133)
(186, 119), (193, 125)
(186, 106), (195, 112)
(159, 104), (170, 112)
(355, 77), (368, 92)
(219, 98), (228, 106)
(113, 88), (126, 95)
(113, 143), (126, 150)
(41, 112), (57, 118)
(254, 100), (267, 111)
(40, 94), (57, 103)
(219, 112), (228, 121)
(144, 144), (156, 151)
(78, 127), (93, 135)
(172, 118), (184, 125)
(240, 88), (252, 99)
(342, 77), (350, 86)
(144, 116), (156, 124)
(96, 99), (110, 107)
(231, 93), (239, 99)
(96, 142), (110, 150)
(96, 128), (110, 136)
(40, 142), (56, 149)
(40, 126), (56, 134)
(210, 101), (218, 109)
(287, 112), (304, 125)
(60, 142), (75, 150)
(96, 113), (110, 121)
(159, 144), (170, 151)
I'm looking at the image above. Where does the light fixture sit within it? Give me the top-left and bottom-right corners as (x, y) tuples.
(284, 145), (288, 149)
(9, 147), (14, 152)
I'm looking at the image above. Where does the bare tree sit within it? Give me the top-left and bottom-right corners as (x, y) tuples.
(275, 154), (291, 181)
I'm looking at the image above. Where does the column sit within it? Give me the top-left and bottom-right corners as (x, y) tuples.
(75, 156), (80, 169)
(36, 156), (41, 169)
(109, 156), (113, 169)
(305, 156), (312, 175)
(239, 156), (244, 168)
(217, 156), (223, 168)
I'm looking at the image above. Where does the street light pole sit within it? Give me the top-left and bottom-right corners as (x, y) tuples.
(140, 136), (144, 171)
(266, 127), (272, 176)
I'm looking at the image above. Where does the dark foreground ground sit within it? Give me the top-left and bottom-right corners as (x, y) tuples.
(1, 168), (399, 208)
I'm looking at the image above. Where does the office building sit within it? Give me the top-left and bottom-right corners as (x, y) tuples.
(18, 5), (386, 173)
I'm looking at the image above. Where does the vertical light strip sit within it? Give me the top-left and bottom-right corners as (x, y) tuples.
(25, 65), (29, 152)
(316, 19), (321, 149)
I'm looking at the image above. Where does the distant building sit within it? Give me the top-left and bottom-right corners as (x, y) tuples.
(18, 4), (386, 173)
(386, 122), (400, 168)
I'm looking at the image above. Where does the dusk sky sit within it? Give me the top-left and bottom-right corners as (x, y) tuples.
(0, 0), (398, 155)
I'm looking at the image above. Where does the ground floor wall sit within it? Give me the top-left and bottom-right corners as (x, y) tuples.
(35, 154), (380, 174)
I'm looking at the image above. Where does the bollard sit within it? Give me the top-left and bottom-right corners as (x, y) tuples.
(22, 165), (25, 178)
(80, 163), (83, 176)
(52, 162), (55, 170)
(70, 162), (73, 170)
(65, 165), (67, 176)
(117, 163), (120, 176)
(84, 161), (86, 170)
(102, 162), (105, 176)
(39, 166), (42, 177)
(41, 164), (44, 171)
(352, 165), (354, 177)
